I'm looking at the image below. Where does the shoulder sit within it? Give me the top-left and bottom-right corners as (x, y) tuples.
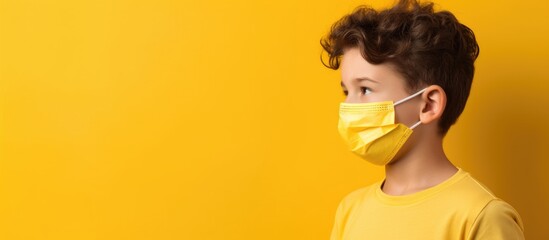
(456, 172), (525, 239)
(341, 182), (379, 203)
(444, 171), (499, 209)
(454, 172), (496, 198)
(330, 183), (380, 240)
(334, 182), (379, 215)
(468, 199), (525, 239)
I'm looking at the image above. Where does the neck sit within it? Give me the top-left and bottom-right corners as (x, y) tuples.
(382, 134), (457, 196)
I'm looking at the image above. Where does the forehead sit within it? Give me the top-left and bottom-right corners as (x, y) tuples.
(340, 48), (406, 87)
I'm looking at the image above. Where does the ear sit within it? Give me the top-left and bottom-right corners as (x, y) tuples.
(419, 85), (446, 124)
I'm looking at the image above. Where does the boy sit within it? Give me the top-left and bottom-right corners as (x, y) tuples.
(320, 0), (525, 239)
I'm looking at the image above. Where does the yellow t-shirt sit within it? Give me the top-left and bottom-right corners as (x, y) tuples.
(330, 169), (524, 240)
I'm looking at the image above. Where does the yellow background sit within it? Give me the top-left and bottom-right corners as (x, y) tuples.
(1, 0), (547, 239)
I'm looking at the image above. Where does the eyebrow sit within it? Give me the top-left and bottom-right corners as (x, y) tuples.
(355, 77), (379, 83)
(340, 77), (379, 88)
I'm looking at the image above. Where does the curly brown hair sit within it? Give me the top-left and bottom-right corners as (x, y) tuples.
(320, 0), (479, 134)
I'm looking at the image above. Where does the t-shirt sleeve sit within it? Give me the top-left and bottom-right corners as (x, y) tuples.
(330, 200), (345, 240)
(468, 199), (525, 240)
(330, 189), (362, 240)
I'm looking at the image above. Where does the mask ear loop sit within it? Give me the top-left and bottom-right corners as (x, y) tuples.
(393, 88), (427, 106)
(410, 121), (422, 130)
(393, 88), (427, 130)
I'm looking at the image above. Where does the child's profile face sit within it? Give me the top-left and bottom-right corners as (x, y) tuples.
(340, 47), (421, 127)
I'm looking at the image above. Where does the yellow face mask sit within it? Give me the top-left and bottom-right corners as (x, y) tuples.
(338, 88), (426, 165)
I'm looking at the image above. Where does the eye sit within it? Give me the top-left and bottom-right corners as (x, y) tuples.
(360, 87), (372, 95)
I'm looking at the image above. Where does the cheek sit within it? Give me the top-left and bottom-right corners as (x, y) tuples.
(394, 106), (420, 126)
(363, 92), (393, 103)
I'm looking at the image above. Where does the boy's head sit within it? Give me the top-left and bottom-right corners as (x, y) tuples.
(321, 0), (479, 135)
